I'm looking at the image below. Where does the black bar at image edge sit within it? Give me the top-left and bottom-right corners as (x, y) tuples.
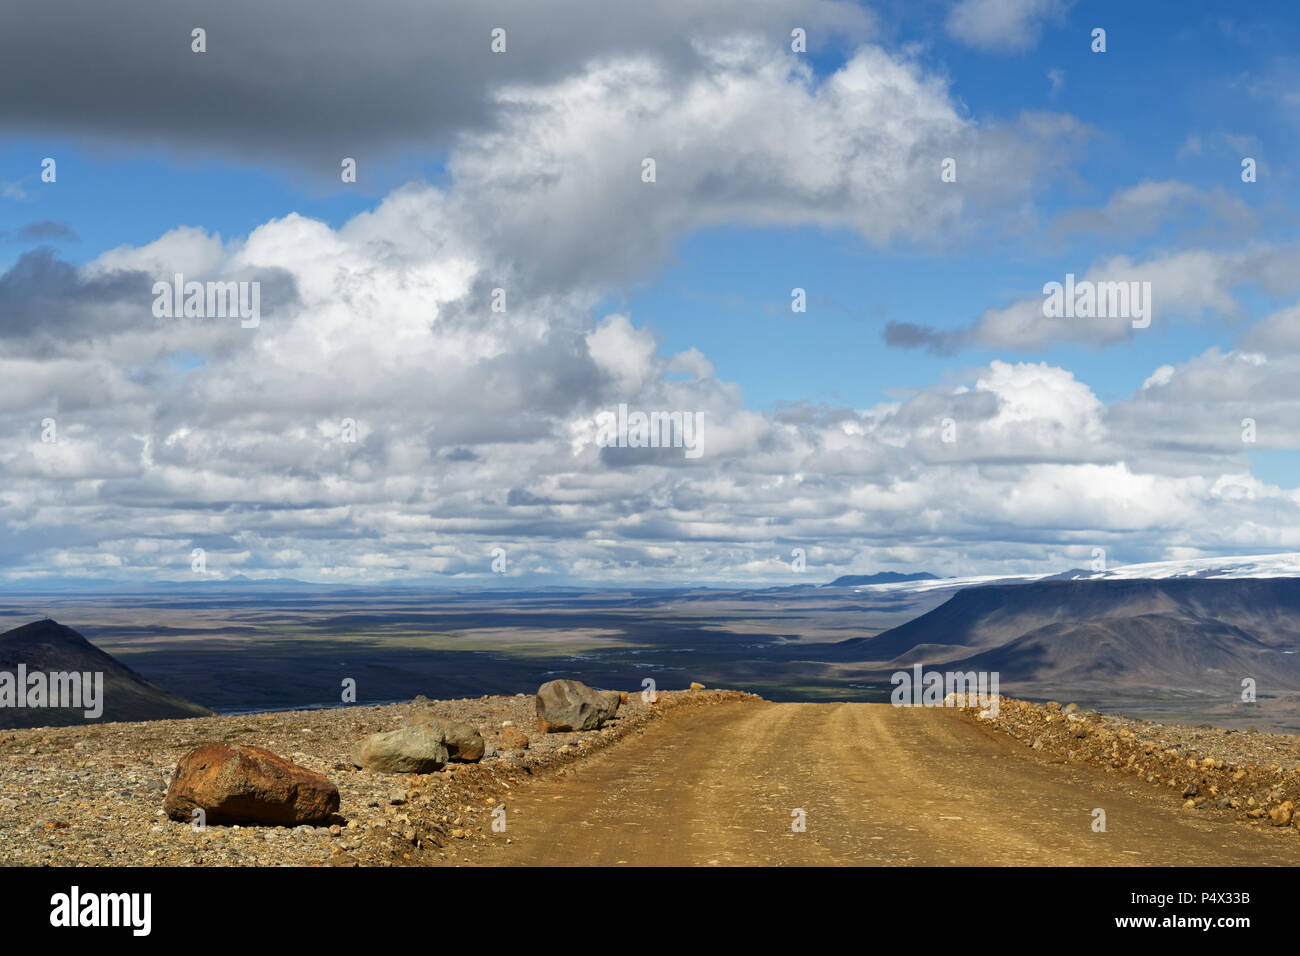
(9, 866), (1276, 941)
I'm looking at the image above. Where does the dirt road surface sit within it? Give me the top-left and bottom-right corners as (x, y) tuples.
(474, 701), (1300, 865)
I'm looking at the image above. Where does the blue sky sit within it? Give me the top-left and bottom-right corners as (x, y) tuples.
(6, 2), (1296, 413)
(3, 0), (1300, 585)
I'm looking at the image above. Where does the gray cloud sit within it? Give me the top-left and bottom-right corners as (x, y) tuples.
(0, 0), (870, 169)
(0, 248), (299, 358)
(883, 320), (970, 355)
(2, 221), (80, 243)
(0, 249), (146, 345)
(945, 0), (1070, 53)
(1050, 181), (1260, 243)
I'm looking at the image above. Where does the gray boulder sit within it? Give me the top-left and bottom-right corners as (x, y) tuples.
(401, 713), (485, 762)
(353, 725), (449, 773)
(536, 679), (620, 733)
(598, 689), (622, 716)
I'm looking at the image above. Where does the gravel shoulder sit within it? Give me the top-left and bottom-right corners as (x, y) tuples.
(0, 688), (756, 866)
(956, 694), (1300, 835)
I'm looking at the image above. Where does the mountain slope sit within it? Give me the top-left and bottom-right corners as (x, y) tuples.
(0, 619), (211, 728)
(829, 578), (1300, 693)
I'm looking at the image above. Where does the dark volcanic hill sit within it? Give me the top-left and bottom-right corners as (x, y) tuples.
(826, 578), (1300, 692)
(0, 620), (211, 728)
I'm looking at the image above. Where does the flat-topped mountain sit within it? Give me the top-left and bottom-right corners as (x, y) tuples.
(828, 578), (1300, 693)
(0, 619), (211, 728)
(826, 572), (940, 587)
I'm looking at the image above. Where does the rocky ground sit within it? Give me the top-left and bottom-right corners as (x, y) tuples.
(0, 686), (758, 866)
(8, 686), (1300, 867)
(957, 694), (1300, 834)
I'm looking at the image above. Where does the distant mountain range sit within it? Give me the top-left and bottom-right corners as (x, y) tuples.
(828, 577), (1300, 695)
(832, 553), (1300, 596)
(5, 552), (1300, 593)
(0, 620), (211, 728)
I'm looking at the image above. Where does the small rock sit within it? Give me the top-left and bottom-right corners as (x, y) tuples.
(498, 727), (530, 751)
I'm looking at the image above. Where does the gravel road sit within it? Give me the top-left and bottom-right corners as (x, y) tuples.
(475, 701), (1300, 865)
